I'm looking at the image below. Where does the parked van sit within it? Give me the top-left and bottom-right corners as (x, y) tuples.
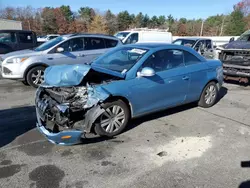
(115, 28), (173, 44)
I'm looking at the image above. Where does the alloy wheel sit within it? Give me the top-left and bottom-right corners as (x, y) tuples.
(100, 105), (125, 133)
(204, 85), (216, 104)
(31, 69), (44, 85)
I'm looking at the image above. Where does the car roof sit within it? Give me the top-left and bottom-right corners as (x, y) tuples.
(125, 43), (192, 50)
(126, 43), (171, 49)
(0, 30), (34, 33)
(176, 37), (211, 41)
(61, 33), (119, 40)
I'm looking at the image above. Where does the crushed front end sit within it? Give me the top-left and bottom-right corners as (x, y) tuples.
(35, 85), (109, 145)
(35, 64), (123, 145)
(220, 49), (250, 84)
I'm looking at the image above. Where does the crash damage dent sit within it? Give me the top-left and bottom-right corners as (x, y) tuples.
(35, 64), (121, 145)
(36, 84), (111, 145)
(44, 64), (91, 87)
(80, 85), (110, 132)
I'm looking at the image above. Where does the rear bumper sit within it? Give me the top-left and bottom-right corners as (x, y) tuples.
(36, 110), (84, 146)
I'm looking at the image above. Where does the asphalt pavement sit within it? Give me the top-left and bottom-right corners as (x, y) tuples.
(0, 78), (250, 188)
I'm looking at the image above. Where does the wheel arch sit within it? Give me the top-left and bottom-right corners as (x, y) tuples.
(199, 79), (218, 99)
(105, 95), (133, 118)
(23, 63), (49, 81)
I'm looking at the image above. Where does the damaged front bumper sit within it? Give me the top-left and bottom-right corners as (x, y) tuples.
(36, 104), (106, 145)
(223, 64), (250, 77)
(35, 85), (109, 145)
(36, 109), (84, 145)
(220, 50), (250, 83)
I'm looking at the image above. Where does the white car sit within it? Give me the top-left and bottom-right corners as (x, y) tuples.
(115, 28), (173, 44)
(1, 33), (122, 87)
(37, 34), (60, 42)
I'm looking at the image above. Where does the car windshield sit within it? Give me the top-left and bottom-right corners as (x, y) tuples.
(173, 39), (196, 47)
(115, 32), (130, 40)
(237, 34), (250, 41)
(34, 36), (65, 51)
(93, 47), (148, 73)
(0, 32), (15, 43)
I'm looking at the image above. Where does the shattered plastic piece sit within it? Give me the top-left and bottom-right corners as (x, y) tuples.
(83, 105), (106, 132)
(44, 64), (91, 87)
(84, 86), (110, 109)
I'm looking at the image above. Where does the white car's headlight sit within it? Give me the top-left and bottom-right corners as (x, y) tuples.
(6, 57), (29, 64)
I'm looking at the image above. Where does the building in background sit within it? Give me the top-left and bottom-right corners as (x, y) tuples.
(0, 19), (22, 30)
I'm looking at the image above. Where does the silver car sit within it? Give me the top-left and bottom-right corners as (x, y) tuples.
(0, 34), (122, 87)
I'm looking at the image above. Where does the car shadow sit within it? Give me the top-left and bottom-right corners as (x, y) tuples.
(217, 86), (228, 103)
(0, 106), (36, 148)
(0, 87), (228, 147)
(124, 86), (228, 134)
(239, 161), (250, 188)
(124, 102), (198, 134)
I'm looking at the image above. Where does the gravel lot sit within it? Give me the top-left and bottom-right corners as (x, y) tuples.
(0, 79), (250, 188)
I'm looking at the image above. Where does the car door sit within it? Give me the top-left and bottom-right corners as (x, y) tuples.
(183, 50), (208, 102)
(124, 33), (139, 44)
(194, 40), (206, 55)
(129, 49), (190, 116)
(82, 37), (108, 63)
(17, 32), (34, 50)
(46, 37), (89, 65)
(203, 40), (214, 59)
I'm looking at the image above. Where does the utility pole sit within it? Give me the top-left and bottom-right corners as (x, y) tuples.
(219, 16), (226, 36)
(200, 19), (204, 36)
(28, 20), (31, 30)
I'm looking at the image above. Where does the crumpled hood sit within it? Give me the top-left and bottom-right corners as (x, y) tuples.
(225, 41), (250, 49)
(44, 64), (91, 87)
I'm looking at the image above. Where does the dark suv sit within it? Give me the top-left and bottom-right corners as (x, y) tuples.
(0, 30), (38, 54)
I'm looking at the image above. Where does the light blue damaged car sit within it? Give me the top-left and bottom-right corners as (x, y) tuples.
(35, 43), (223, 145)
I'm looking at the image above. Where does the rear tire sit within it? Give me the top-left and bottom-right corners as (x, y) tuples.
(26, 66), (46, 88)
(198, 82), (218, 108)
(94, 100), (130, 137)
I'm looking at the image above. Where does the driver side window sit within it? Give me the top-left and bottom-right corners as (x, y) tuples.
(57, 37), (85, 52)
(194, 40), (205, 52)
(141, 49), (184, 72)
(125, 33), (139, 44)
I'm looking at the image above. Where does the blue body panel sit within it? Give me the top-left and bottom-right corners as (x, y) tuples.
(38, 43), (223, 145)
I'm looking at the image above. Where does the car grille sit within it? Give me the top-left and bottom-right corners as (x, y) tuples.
(3, 67), (12, 74)
(36, 97), (49, 120)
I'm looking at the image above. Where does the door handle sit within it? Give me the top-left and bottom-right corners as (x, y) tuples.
(182, 76), (189, 80)
(47, 57), (53, 60)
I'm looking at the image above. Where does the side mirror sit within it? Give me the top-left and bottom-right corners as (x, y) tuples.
(229, 37), (235, 43)
(56, 47), (64, 53)
(137, 67), (156, 77)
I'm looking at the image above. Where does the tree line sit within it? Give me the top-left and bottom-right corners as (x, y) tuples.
(0, 0), (250, 36)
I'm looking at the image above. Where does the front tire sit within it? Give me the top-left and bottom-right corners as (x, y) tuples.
(21, 80), (29, 86)
(26, 66), (46, 88)
(94, 100), (130, 137)
(198, 82), (218, 108)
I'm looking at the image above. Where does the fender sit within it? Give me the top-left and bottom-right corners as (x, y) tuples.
(24, 63), (49, 79)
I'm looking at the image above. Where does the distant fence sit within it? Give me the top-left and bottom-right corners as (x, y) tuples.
(173, 36), (240, 46)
